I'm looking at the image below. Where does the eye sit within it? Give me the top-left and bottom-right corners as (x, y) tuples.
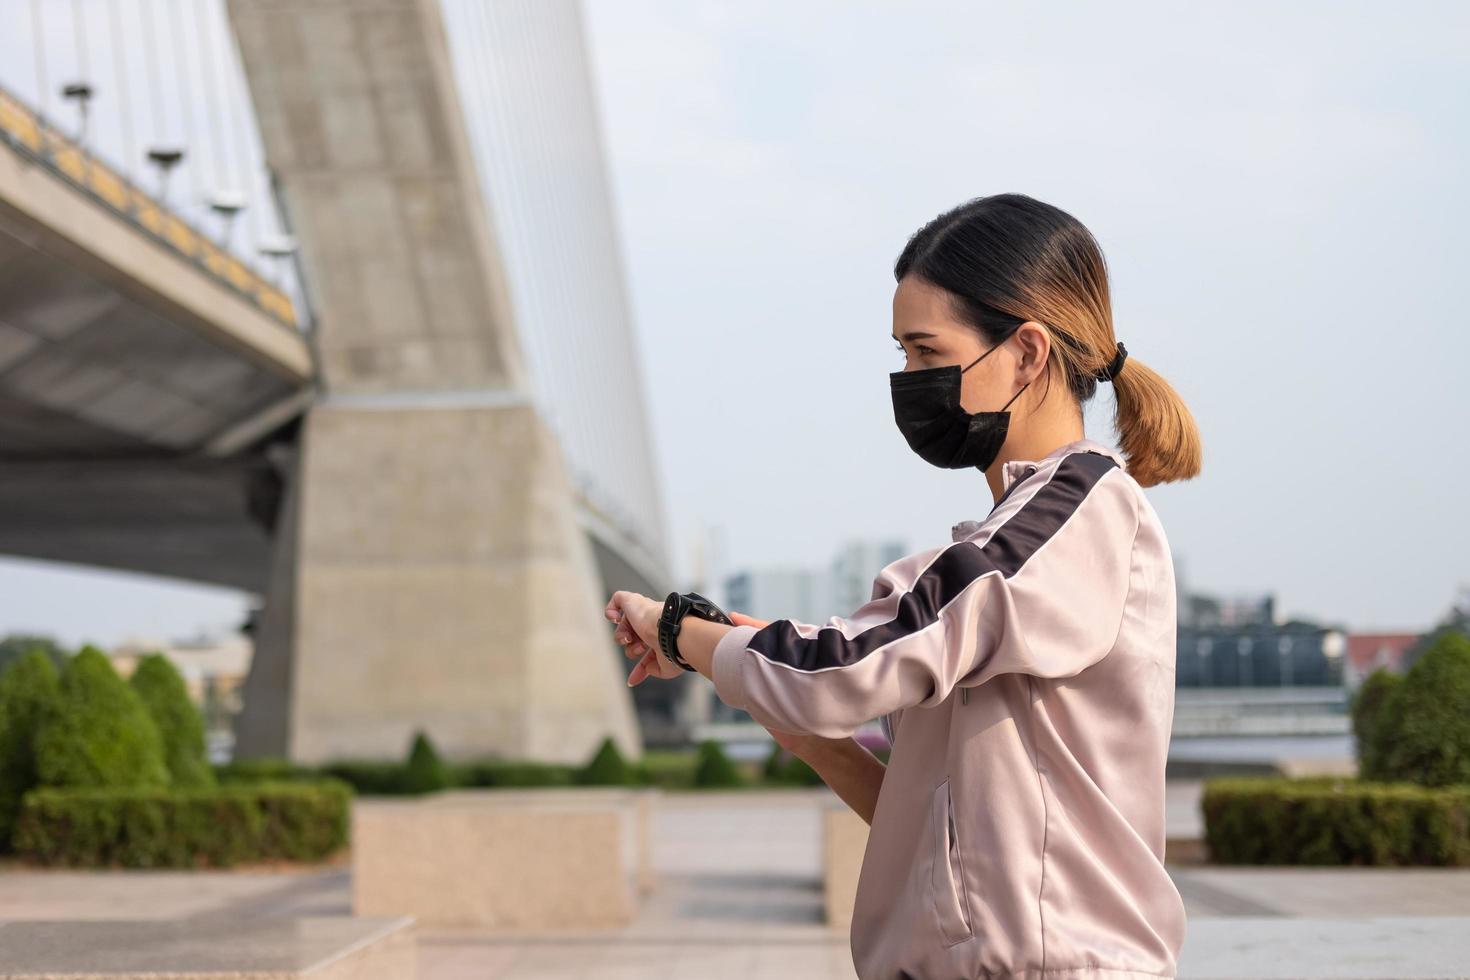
(893, 342), (936, 356)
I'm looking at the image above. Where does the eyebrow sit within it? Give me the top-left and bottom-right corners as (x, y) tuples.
(891, 331), (939, 343)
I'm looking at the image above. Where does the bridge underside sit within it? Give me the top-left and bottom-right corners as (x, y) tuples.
(0, 454), (280, 592)
(0, 108), (325, 589)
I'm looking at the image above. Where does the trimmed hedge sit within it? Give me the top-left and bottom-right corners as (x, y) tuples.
(455, 760), (579, 788)
(1201, 777), (1470, 866)
(216, 758), (320, 784)
(12, 780), (351, 868)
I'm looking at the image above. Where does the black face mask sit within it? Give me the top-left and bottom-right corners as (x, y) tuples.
(889, 340), (1030, 470)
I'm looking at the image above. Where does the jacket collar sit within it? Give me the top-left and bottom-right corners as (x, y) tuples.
(1000, 437), (1125, 493)
(951, 438), (1125, 542)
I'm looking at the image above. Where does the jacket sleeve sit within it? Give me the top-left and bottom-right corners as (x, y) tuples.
(710, 459), (1139, 738)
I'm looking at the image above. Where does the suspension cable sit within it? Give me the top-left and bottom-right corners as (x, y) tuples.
(109, 0), (138, 180)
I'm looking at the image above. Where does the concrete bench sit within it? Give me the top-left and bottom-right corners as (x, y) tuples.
(0, 916), (414, 979)
(353, 787), (656, 931)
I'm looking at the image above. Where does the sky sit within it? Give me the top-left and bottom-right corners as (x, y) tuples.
(1, 0), (1466, 646)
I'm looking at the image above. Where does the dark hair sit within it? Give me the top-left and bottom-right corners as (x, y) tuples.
(894, 193), (1201, 487)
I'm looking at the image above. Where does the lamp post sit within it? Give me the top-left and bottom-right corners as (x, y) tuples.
(257, 235), (298, 287)
(146, 147), (185, 204)
(208, 191), (247, 249)
(60, 82), (94, 148)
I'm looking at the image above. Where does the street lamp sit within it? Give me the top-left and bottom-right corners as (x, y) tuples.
(208, 190), (247, 249)
(146, 147), (185, 204)
(257, 234), (298, 286)
(60, 82), (94, 148)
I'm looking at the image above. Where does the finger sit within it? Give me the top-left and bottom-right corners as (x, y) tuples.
(729, 611), (771, 629)
(627, 651), (654, 686)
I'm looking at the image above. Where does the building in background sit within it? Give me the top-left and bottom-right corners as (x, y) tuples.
(1176, 590), (1346, 688)
(1344, 633), (1419, 688)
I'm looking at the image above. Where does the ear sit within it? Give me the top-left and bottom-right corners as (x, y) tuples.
(1011, 321), (1052, 383)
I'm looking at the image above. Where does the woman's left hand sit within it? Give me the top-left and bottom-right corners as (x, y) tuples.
(605, 591), (684, 686)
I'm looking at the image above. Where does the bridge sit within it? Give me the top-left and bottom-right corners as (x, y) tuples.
(0, 0), (675, 765)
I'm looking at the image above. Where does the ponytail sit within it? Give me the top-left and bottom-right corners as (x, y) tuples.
(1110, 356), (1202, 488)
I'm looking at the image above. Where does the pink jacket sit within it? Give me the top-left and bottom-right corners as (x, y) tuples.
(711, 437), (1186, 979)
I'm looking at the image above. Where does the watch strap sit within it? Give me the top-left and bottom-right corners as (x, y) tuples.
(657, 590), (734, 671)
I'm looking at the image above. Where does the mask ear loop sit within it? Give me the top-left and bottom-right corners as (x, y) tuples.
(960, 340), (1003, 373)
(1001, 380), (1029, 411)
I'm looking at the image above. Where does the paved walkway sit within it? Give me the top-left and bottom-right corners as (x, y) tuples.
(3, 786), (1470, 978)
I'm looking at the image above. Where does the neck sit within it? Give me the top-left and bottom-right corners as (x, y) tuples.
(982, 411), (1086, 504)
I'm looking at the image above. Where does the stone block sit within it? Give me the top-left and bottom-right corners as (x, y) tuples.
(352, 788), (656, 931)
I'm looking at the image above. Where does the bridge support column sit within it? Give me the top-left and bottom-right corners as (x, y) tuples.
(227, 0), (642, 764)
(238, 400), (640, 765)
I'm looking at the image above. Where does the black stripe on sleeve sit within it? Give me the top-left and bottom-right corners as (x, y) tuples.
(746, 451), (1119, 672)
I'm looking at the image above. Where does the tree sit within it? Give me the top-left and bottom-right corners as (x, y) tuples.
(1402, 589), (1470, 671)
(130, 654), (215, 789)
(0, 652), (61, 848)
(34, 647), (169, 789)
(401, 730), (451, 794)
(1376, 630), (1470, 787)
(577, 736), (634, 786)
(1350, 668), (1403, 781)
(0, 635), (67, 676)
(693, 739), (744, 788)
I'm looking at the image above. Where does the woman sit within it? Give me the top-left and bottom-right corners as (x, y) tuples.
(606, 192), (1201, 980)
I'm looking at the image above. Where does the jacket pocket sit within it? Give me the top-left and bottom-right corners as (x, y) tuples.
(929, 777), (974, 946)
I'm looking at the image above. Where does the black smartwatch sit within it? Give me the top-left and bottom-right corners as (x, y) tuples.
(657, 591), (733, 671)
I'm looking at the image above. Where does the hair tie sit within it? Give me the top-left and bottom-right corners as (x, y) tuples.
(1095, 341), (1127, 382)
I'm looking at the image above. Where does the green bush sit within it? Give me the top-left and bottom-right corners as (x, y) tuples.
(0, 651), (61, 849)
(34, 647), (168, 790)
(0, 635), (68, 676)
(11, 780), (350, 868)
(319, 761), (415, 795)
(215, 758), (320, 784)
(402, 730), (450, 794)
(631, 749), (694, 789)
(759, 742), (823, 786)
(762, 742), (787, 781)
(693, 739), (743, 788)
(129, 655), (215, 789)
(1201, 777), (1470, 866)
(779, 753), (825, 786)
(577, 736), (634, 786)
(453, 760), (578, 788)
(1375, 632), (1470, 787)
(1351, 668), (1404, 780)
